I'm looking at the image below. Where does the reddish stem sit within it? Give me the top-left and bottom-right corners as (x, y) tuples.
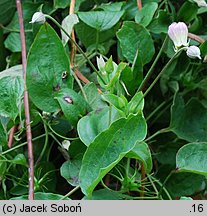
(188, 33), (205, 44)
(69, 0), (76, 66)
(16, 0), (34, 200)
(74, 69), (102, 94)
(8, 125), (17, 148)
(137, 0), (142, 10)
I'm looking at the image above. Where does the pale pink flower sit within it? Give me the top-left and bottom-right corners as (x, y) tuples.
(168, 22), (189, 51)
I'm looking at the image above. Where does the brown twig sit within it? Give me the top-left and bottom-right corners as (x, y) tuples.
(8, 125), (17, 148)
(74, 68), (102, 94)
(137, 0), (142, 10)
(16, 0), (34, 200)
(188, 33), (205, 44)
(69, 0), (77, 66)
(68, 0), (102, 94)
(105, 174), (110, 187)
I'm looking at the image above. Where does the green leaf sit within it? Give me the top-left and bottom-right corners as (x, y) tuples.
(126, 142), (152, 173)
(54, 0), (69, 9)
(0, 65), (22, 79)
(4, 2), (41, 52)
(0, 28), (6, 71)
(75, 21), (120, 49)
(120, 61), (142, 95)
(4, 32), (34, 53)
(83, 189), (122, 200)
(10, 192), (70, 200)
(0, 75), (23, 120)
(148, 10), (171, 34)
(61, 14), (79, 46)
(170, 95), (207, 142)
(156, 139), (184, 166)
(135, 2), (158, 27)
(27, 23), (73, 112)
(82, 83), (107, 110)
(200, 40), (207, 56)
(78, 11), (124, 31)
(180, 196), (193, 200)
(79, 113), (147, 196)
(166, 172), (205, 198)
(127, 91), (144, 115)
(60, 155), (82, 186)
(0, 120), (7, 146)
(0, 156), (7, 179)
(12, 154), (27, 166)
(117, 21), (155, 64)
(0, 0), (16, 25)
(56, 88), (90, 126)
(77, 107), (120, 146)
(105, 56), (114, 74)
(35, 162), (57, 192)
(105, 62), (127, 89)
(10, 185), (27, 196)
(102, 94), (128, 115)
(60, 140), (86, 186)
(98, 2), (124, 12)
(176, 143), (207, 176)
(178, 2), (198, 23)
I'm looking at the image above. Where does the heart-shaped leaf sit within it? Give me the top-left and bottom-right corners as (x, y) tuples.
(27, 23), (73, 112)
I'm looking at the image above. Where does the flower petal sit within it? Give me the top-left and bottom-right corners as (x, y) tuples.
(186, 46), (201, 59)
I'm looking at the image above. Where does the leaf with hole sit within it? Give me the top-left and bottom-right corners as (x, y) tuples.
(27, 23), (73, 112)
(56, 88), (91, 126)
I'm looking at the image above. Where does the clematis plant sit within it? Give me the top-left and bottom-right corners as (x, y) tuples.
(168, 22), (201, 60)
(168, 22), (189, 51)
